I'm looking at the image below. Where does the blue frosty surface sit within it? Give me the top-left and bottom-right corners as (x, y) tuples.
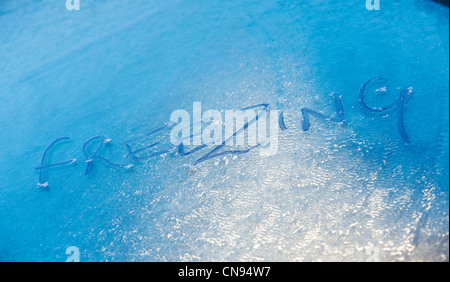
(0, 0), (448, 261)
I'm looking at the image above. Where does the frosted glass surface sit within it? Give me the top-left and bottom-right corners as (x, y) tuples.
(0, 0), (448, 261)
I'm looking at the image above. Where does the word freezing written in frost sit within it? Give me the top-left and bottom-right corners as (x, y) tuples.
(34, 78), (413, 188)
